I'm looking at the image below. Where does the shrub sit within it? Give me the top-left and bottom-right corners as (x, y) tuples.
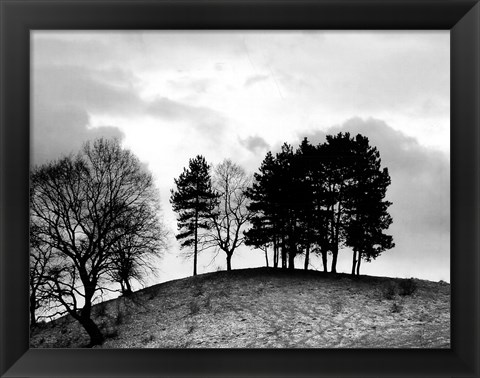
(147, 292), (155, 300)
(192, 285), (204, 298)
(189, 301), (200, 315)
(95, 301), (108, 317)
(115, 310), (124, 325)
(391, 302), (402, 313)
(330, 298), (344, 315)
(382, 281), (397, 300)
(105, 328), (119, 339)
(399, 278), (417, 296)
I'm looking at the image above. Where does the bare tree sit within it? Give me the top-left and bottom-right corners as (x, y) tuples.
(209, 159), (252, 271)
(108, 222), (167, 295)
(29, 224), (55, 327)
(30, 138), (166, 346)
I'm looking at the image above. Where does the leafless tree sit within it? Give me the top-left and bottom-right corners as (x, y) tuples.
(29, 224), (55, 328)
(107, 222), (167, 295)
(208, 159), (252, 271)
(30, 138), (167, 346)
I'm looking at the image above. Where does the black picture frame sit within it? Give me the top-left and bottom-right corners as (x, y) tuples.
(1, 1), (479, 377)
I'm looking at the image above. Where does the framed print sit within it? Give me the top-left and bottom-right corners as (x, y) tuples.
(1, 0), (479, 377)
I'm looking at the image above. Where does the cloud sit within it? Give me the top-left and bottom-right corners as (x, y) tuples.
(147, 97), (228, 142)
(31, 102), (124, 165)
(32, 60), (229, 164)
(239, 135), (270, 154)
(33, 65), (143, 117)
(299, 117), (449, 233)
(294, 117), (449, 280)
(244, 74), (269, 87)
(167, 77), (211, 94)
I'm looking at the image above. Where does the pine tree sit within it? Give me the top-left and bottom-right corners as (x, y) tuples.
(170, 155), (218, 276)
(245, 151), (282, 268)
(321, 132), (358, 273)
(343, 135), (394, 275)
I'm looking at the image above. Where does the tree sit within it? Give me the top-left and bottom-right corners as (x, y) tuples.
(319, 133), (359, 273)
(343, 135), (394, 275)
(30, 138), (166, 346)
(245, 151), (285, 268)
(170, 155), (218, 276)
(107, 215), (167, 295)
(293, 138), (318, 271)
(209, 159), (251, 271)
(275, 143), (301, 270)
(245, 132), (394, 275)
(29, 224), (54, 328)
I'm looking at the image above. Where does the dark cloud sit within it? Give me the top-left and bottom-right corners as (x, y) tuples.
(148, 97), (207, 120)
(147, 97), (227, 141)
(32, 102), (124, 165)
(32, 63), (228, 164)
(240, 135), (270, 154)
(33, 65), (143, 117)
(295, 117), (449, 280)
(244, 74), (269, 87)
(31, 65), (133, 164)
(298, 117), (449, 233)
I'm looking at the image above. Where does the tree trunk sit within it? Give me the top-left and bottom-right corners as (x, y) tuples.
(78, 273), (104, 346)
(356, 252), (362, 275)
(124, 279), (133, 295)
(226, 253), (232, 271)
(304, 244), (310, 270)
(264, 248), (269, 267)
(351, 249), (357, 275)
(281, 237), (287, 269)
(193, 208), (198, 276)
(29, 291), (37, 328)
(321, 250), (328, 273)
(331, 201), (341, 274)
(331, 248), (338, 273)
(288, 247), (295, 270)
(273, 238), (278, 268)
(80, 316), (104, 347)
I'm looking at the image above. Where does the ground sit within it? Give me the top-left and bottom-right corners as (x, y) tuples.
(30, 268), (450, 348)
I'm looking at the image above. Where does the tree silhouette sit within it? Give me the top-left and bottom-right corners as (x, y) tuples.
(293, 138), (319, 270)
(30, 138), (166, 346)
(245, 151), (284, 268)
(170, 155), (218, 276)
(245, 132), (394, 275)
(29, 223), (54, 328)
(208, 159), (252, 271)
(343, 135), (394, 275)
(320, 132), (360, 273)
(107, 217), (167, 295)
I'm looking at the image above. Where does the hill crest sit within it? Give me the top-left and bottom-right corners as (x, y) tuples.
(30, 267), (450, 348)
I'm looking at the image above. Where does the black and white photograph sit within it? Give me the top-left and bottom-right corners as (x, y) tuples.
(29, 30), (450, 349)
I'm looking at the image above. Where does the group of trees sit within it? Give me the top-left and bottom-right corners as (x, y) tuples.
(30, 139), (167, 345)
(170, 132), (394, 277)
(244, 133), (394, 275)
(170, 157), (251, 275)
(30, 132), (394, 347)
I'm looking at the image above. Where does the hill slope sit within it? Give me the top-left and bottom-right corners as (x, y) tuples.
(30, 268), (450, 348)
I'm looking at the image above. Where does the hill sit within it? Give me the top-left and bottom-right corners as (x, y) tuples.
(30, 268), (450, 348)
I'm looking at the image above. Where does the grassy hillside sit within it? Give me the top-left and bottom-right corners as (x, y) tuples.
(30, 268), (450, 348)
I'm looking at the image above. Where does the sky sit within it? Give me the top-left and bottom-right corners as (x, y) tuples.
(31, 31), (450, 284)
